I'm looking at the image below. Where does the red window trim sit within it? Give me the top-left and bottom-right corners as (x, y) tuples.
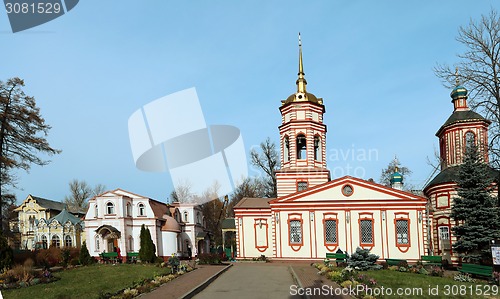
(287, 213), (303, 251)
(358, 213), (374, 250)
(394, 212), (411, 253)
(323, 213), (339, 252)
(254, 218), (269, 252)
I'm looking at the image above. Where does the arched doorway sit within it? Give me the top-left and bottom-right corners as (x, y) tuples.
(95, 225), (121, 253)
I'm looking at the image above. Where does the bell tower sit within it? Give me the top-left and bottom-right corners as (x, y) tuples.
(275, 34), (330, 197)
(436, 70), (490, 169)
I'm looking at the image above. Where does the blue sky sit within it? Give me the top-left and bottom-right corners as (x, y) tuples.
(1, 1), (498, 204)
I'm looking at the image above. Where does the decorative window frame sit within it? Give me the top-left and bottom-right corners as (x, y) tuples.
(296, 133), (307, 160)
(254, 218), (269, 252)
(287, 213), (303, 251)
(464, 130), (476, 151)
(105, 202), (115, 215)
(323, 213), (339, 252)
(394, 212), (411, 252)
(126, 203), (132, 217)
(313, 135), (321, 162)
(138, 203), (146, 217)
(284, 135), (290, 163)
(95, 235), (100, 252)
(358, 213), (374, 250)
(65, 235), (72, 248)
(297, 181), (308, 192)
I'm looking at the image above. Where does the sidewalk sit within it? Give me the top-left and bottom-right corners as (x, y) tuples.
(139, 264), (229, 299)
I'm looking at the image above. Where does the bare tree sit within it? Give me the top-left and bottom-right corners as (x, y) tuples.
(227, 177), (266, 217)
(379, 157), (413, 190)
(434, 9), (500, 170)
(169, 180), (193, 203)
(0, 77), (60, 232)
(250, 137), (279, 198)
(64, 179), (106, 213)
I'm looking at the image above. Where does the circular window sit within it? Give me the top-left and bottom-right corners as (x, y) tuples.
(298, 94), (303, 99)
(342, 184), (353, 196)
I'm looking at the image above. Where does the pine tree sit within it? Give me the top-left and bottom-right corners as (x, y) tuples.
(450, 145), (500, 264)
(139, 224), (156, 263)
(79, 241), (93, 265)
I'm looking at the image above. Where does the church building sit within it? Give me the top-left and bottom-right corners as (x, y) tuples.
(423, 75), (499, 265)
(234, 36), (429, 261)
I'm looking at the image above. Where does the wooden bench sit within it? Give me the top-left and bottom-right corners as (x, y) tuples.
(127, 252), (139, 263)
(421, 255), (442, 266)
(100, 252), (119, 263)
(325, 253), (347, 265)
(385, 258), (407, 266)
(458, 263), (493, 278)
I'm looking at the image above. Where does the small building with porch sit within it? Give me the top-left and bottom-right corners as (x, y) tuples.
(84, 189), (209, 261)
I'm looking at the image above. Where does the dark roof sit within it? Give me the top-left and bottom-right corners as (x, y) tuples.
(425, 165), (500, 190)
(31, 196), (65, 211)
(437, 110), (490, 135)
(221, 218), (236, 230)
(234, 197), (273, 209)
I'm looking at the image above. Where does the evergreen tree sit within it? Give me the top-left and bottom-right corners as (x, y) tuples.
(450, 145), (500, 264)
(79, 241), (93, 265)
(139, 224), (156, 263)
(0, 230), (13, 270)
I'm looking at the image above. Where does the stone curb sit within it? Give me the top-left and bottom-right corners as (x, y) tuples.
(179, 264), (233, 299)
(288, 266), (310, 299)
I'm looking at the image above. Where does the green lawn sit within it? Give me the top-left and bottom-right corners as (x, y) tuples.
(3, 264), (170, 299)
(364, 270), (499, 299)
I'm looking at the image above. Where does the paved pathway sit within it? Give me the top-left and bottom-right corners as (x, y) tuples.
(193, 263), (302, 299)
(140, 264), (228, 299)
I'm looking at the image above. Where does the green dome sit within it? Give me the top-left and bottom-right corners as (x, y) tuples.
(390, 172), (403, 184)
(450, 85), (467, 99)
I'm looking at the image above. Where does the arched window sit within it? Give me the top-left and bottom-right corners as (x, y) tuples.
(52, 235), (61, 248)
(314, 136), (321, 161)
(184, 211), (188, 223)
(106, 202), (114, 215)
(284, 136), (290, 162)
(128, 236), (133, 251)
(65, 235), (72, 247)
(126, 203), (132, 217)
(465, 131), (475, 152)
(296, 134), (306, 159)
(197, 212), (201, 224)
(95, 204), (99, 218)
(41, 235), (48, 249)
(138, 203), (145, 216)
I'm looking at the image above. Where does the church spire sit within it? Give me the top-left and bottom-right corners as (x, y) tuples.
(297, 32), (307, 93)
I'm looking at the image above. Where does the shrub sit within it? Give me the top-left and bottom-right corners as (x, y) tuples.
(418, 267), (428, 275)
(493, 271), (500, 286)
(388, 265), (399, 271)
(326, 270), (343, 283)
(79, 241), (93, 265)
(347, 247), (382, 271)
(61, 248), (71, 267)
(198, 253), (221, 265)
(430, 266), (444, 277)
(454, 273), (476, 282)
(168, 255), (180, 270)
(36, 247), (62, 268)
